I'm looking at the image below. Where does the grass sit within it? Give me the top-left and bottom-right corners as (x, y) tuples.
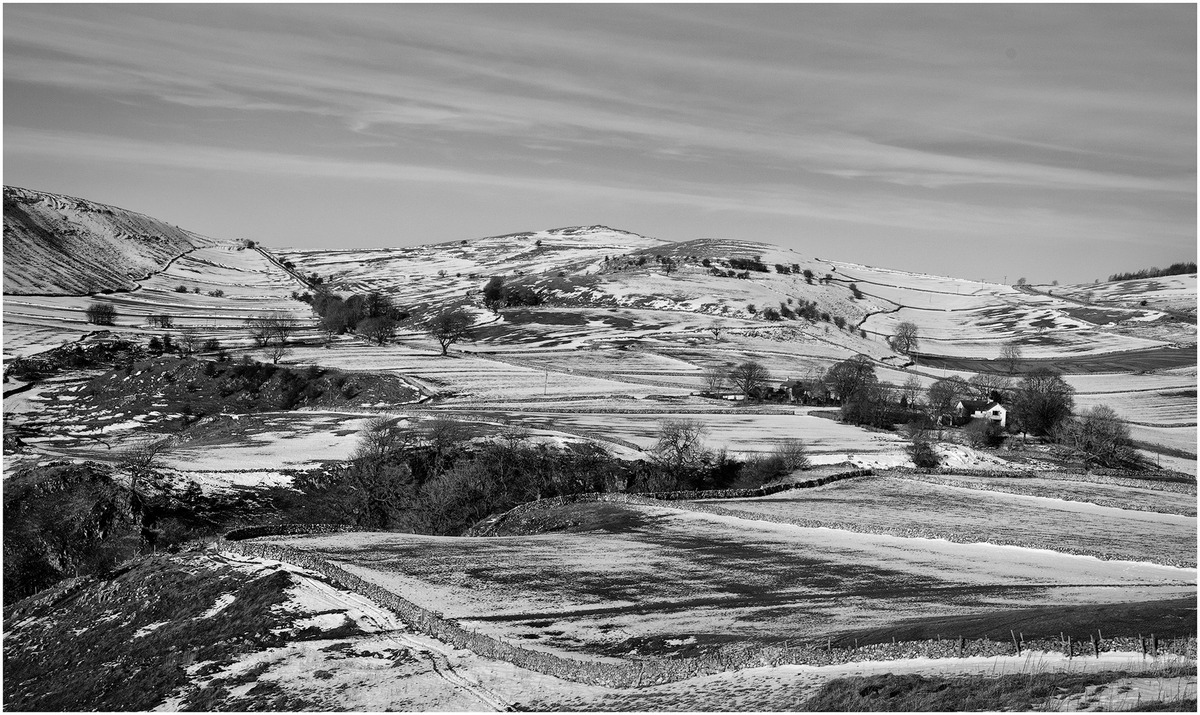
(2, 553), (293, 711)
(798, 667), (1197, 712)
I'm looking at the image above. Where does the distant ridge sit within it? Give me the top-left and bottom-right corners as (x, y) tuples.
(3, 186), (212, 295)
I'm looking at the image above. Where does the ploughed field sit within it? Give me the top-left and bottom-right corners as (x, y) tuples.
(251, 483), (1195, 666)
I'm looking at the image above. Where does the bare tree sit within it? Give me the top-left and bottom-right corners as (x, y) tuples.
(999, 342), (1023, 375)
(351, 415), (411, 463)
(890, 321), (920, 356)
(772, 438), (810, 471)
(649, 418), (710, 482)
(729, 361), (771, 400)
(968, 372), (1012, 401)
(703, 365), (728, 394)
(117, 436), (175, 507)
(1055, 405), (1139, 468)
(900, 375), (923, 408)
(246, 313), (297, 347)
(927, 376), (969, 418)
(177, 326), (202, 356)
(246, 313), (299, 363)
(425, 309), (475, 356)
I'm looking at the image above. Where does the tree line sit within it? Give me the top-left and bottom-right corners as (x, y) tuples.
(1108, 262), (1196, 282)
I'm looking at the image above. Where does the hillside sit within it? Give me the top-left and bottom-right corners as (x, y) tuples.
(3, 186), (211, 295)
(2, 189), (1196, 711)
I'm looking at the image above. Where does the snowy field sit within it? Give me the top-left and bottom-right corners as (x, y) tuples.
(705, 475), (1196, 566)
(261, 502), (1195, 663)
(1056, 274), (1198, 315)
(3, 242), (315, 358)
(284, 344), (687, 401)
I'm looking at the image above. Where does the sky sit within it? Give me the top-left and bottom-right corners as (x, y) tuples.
(4, 3), (1195, 284)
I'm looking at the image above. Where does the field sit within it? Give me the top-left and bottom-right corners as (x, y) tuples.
(3, 243), (314, 359)
(254, 489), (1195, 666)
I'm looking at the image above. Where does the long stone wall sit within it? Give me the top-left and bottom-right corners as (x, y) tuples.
(218, 533), (1196, 688)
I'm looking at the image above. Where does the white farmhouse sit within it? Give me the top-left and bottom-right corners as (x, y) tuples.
(956, 400), (1007, 428)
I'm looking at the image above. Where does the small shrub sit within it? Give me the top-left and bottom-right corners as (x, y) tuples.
(175, 285), (188, 293)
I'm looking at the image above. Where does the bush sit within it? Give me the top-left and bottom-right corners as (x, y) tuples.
(1055, 405), (1140, 468)
(175, 285), (189, 293)
(207, 289), (225, 298)
(906, 425), (940, 468)
(965, 419), (1005, 448)
(84, 302), (116, 326)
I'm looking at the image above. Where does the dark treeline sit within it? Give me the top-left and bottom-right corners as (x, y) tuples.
(269, 416), (802, 536)
(1108, 262), (1196, 282)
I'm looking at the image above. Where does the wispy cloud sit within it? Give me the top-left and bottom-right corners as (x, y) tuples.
(3, 4), (1193, 281)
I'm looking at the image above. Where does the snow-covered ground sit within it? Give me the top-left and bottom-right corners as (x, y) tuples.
(263, 501), (1194, 666)
(3, 242), (315, 359)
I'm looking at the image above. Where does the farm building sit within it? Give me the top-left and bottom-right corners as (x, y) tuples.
(956, 400), (1007, 428)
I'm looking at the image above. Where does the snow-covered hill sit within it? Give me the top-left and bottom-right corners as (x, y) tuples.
(3, 186), (211, 295)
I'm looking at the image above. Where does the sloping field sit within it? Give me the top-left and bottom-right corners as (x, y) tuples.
(864, 305), (1168, 359)
(1128, 425), (1200, 456)
(3, 186), (208, 295)
(279, 226), (667, 314)
(704, 476), (1196, 566)
(1074, 390), (1197, 426)
(285, 344), (687, 401)
(2, 243), (314, 358)
(256, 501), (1194, 663)
(500, 411), (908, 459)
(1057, 274), (1198, 316)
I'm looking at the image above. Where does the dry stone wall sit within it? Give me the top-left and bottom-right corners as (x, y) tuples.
(218, 532), (1195, 688)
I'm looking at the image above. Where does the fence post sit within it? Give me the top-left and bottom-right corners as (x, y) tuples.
(1011, 630), (1020, 656)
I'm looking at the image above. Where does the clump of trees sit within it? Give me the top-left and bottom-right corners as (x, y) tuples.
(1010, 367), (1075, 436)
(308, 290), (410, 345)
(727, 256), (769, 273)
(481, 276), (542, 310)
(84, 302), (116, 326)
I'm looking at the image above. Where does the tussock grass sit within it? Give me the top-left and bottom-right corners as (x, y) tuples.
(3, 553), (292, 711)
(798, 665), (1197, 712)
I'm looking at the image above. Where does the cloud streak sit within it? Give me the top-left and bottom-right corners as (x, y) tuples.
(3, 4), (1194, 282)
